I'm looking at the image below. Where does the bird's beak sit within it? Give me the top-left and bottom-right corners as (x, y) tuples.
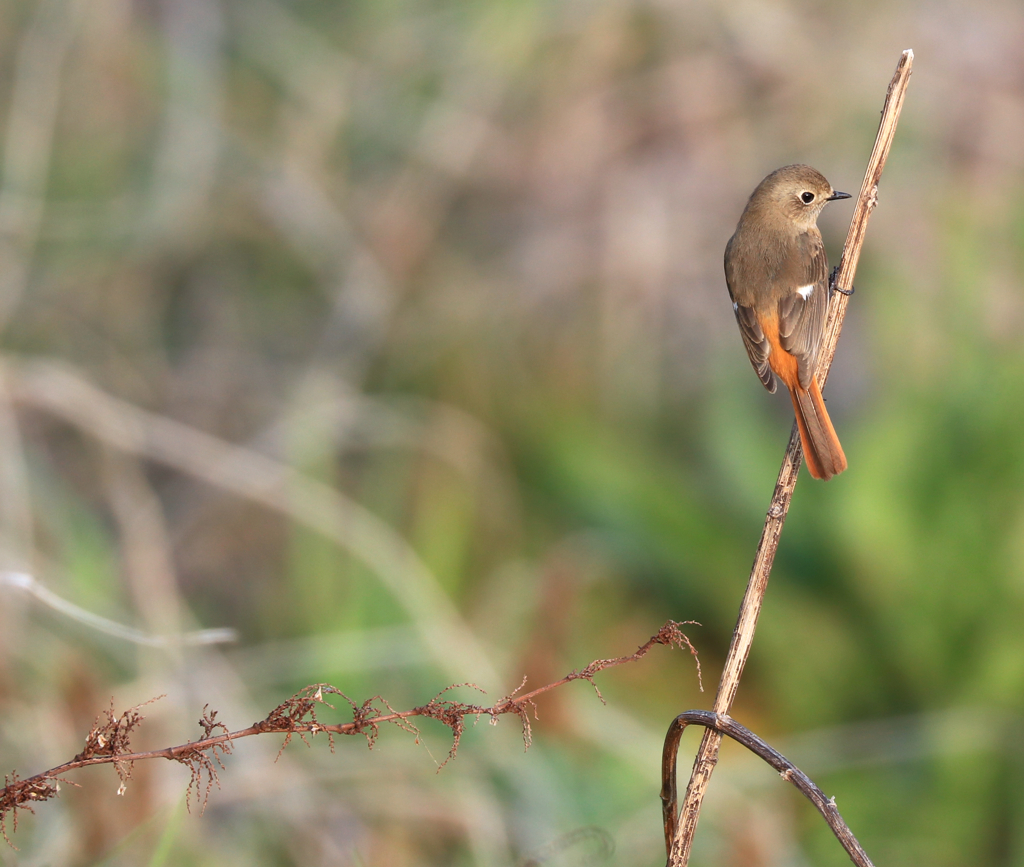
(827, 191), (852, 201)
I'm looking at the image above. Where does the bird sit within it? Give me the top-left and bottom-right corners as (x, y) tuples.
(724, 164), (851, 480)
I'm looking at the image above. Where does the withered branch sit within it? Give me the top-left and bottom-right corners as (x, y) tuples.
(0, 620), (699, 844)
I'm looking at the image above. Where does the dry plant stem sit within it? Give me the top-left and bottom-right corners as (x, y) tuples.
(0, 621), (699, 841)
(661, 712), (875, 867)
(668, 49), (914, 867)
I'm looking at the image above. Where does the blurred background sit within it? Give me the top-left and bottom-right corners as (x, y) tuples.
(0, 0), (1022, 864)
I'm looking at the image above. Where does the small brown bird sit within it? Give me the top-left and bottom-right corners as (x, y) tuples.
(725, 165), (851, 480)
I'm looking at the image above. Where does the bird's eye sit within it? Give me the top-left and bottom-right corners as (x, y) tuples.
(800, 191), (815, 204)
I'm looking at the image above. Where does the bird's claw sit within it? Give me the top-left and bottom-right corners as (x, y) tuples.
(829, 265), (854, 297)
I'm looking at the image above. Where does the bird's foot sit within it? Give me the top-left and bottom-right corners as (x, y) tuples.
(830, 265), (854, 297)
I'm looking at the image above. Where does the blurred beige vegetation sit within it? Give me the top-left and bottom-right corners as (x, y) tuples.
(1, 0), (1024, 865)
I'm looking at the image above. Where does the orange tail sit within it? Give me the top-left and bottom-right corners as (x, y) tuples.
(788, 378), (847, 481)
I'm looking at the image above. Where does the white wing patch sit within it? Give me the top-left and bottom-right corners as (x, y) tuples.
(732, 301), (739, 311)
(796, 284), (815, 300)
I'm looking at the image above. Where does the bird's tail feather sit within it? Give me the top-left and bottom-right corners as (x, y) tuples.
(789, 378), (847, 481)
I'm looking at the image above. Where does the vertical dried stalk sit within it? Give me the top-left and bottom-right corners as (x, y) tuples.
(668, 49), (914, 866)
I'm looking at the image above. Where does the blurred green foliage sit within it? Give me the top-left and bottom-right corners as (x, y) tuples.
(1, 0), (1024, 865)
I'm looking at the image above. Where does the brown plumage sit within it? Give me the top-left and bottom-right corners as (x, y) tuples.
(725, 164), (850, 480)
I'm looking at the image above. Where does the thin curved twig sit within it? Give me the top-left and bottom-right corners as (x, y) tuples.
(668, 49), (914, 866)
(0, 571), (237, 647)
(661, 711), (875, 867)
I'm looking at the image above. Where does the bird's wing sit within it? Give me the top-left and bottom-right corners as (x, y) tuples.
(732, 302), (776, 392)
(725, 233), (777, 393)
(776, 231), (829, 391)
